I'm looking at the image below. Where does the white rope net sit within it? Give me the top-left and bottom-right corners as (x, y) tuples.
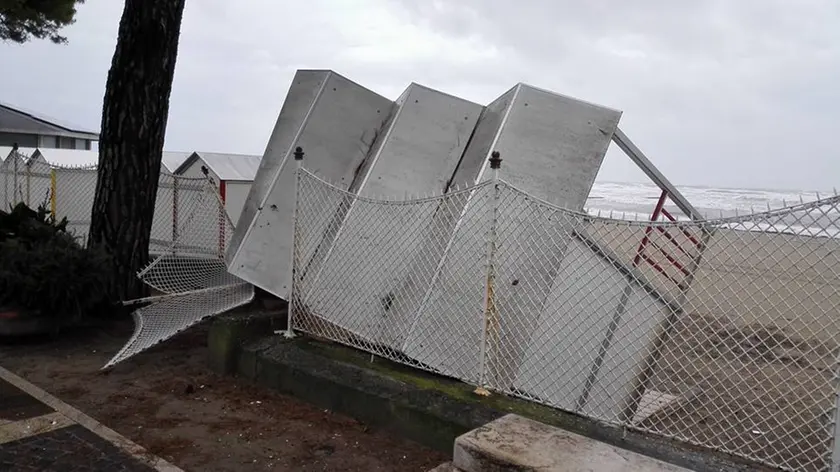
(104, 174), (254, 368)
(290, 167), (840, 472)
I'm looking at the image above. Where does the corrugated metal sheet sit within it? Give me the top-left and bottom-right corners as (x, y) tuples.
(196, 152), (261, 181)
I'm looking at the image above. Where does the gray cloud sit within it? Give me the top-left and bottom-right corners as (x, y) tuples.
(0, 0), (836, 190)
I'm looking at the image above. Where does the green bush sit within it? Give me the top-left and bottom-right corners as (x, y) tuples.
(0, 203), (112, 322)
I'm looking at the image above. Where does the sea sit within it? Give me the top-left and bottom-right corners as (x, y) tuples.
(584, 181), (839, 237)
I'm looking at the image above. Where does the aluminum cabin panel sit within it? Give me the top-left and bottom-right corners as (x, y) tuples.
(405, 85), (622, 383)
(302, 83), (484, 348)
(227, 70), (393, 298)
(227, 70), (329, 265)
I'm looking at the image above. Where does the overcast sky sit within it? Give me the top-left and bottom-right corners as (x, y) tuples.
(0, 0), (836, 190)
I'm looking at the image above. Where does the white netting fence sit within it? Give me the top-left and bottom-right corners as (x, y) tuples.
(0, 149), (220, 251)
(104, 173), (253, 368)
(290, 167), (840, 472)
(0, 149), (253, 368)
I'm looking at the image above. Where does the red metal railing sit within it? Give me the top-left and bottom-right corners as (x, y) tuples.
(632, 190), (703, 293)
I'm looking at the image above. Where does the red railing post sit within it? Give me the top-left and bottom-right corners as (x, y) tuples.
(633, 190), (669, 267)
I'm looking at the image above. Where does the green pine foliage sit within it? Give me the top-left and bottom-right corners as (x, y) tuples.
(0, 0), (84, 44)
(0, 202), (111, 322)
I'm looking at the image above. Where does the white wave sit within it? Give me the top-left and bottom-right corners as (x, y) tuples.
(588, 182), (834, 215)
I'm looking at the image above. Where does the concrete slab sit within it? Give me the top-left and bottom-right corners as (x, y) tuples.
(227, 70), (394, 299)
(453, 414), (692, 472)
(302, 83), (483, 349)
(404, 84), (622, 383)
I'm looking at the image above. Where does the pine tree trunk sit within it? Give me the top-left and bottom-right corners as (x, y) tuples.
(88, 0), (185, 302)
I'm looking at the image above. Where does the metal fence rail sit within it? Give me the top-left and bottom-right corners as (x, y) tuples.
(290, 165), (840, 472)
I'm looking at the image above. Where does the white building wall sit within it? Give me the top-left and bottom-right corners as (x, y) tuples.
(173, 155), (225, 255)
(179, 156), (220, 182)
(224, 181), (251, 227)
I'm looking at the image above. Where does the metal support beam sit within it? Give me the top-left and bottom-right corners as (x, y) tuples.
(612, 127), (721, 425)
(611, 128), (702, 221)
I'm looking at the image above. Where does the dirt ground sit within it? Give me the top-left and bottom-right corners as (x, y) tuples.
(0, 319), (447, 471)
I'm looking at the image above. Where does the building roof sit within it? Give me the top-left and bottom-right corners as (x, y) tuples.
(0, 145), (12, 161)
(0, 101), (99, 139)
(0, 145), (38, 163)
(1, 148), (196, 172)
(162, 151), (193, 173)
(176, 152), (262, 181)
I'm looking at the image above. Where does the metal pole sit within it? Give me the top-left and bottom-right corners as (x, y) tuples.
(831, 355), (840, 471)
(285, 146), (305, 339)
(611, 128), (701, 221)
(50, 169), (57, 217)
(12, 144), (19, 205)
(475, 151), (502, 396)
(172, 176), (179, 243)
(25, 156), (31, 206)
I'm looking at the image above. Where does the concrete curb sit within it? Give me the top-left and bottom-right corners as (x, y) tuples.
(212, 327), (772, 472)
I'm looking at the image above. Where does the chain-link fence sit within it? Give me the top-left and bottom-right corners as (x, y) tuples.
(289, 166), (840, 472)
(1, 149), (52, 213)
(0, 149), (227, 253)
(0, 148), (253, 369)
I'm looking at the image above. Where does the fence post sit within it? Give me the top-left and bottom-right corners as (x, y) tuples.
(24, 155), (31, 206)
(475, 151), (503, 396)
(832, 365), (840, 471)
(172, 175), (179, 244)
(11, 144), (19, 204)
(49, 168), (57, 217)
(285, 146), (305, 339)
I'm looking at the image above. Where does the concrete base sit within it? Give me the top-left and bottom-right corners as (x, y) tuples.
(207, 309), (286, 375)
(453, 414), (690, 472)
(206, 319), (771, 472)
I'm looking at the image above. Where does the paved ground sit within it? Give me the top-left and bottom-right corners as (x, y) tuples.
(0, 366), (179, 472)
(0, 321), (446, 471)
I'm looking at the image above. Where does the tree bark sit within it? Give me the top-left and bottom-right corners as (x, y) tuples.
(88, 0), (185, 302)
